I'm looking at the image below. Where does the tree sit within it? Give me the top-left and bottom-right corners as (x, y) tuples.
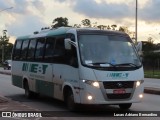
(148, 37), (154, 44)
(0, 30), (13, 62)
(51, 17), (69, 28)
(97, 25), (106, 30)
(111, 24), (117, 30)
(119, 26), (135, 42)
(92, 22), (97, 28)
(142, 40), (155, 52)
(81, 19), (91, 27)
(107, 25), (111, 30)
(73, 24), (81, 28)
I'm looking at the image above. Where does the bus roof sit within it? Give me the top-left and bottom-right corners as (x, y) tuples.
(16, 27), (128, 40)
(16, 27), (72, 40)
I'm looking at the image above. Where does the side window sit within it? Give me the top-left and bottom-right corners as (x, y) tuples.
(35, 38), (45, 61)
(53, 36), (66, 64)
(27, 39), (37, 60)
(44, 37), (56, 62)
(21, 40), (29, 60)
(13, 40), (23, 60)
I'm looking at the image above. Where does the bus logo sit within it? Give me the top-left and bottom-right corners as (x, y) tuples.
(107, 73), (129, 79)
(22, 63), (48, 74)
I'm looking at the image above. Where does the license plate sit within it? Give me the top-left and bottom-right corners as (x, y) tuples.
(113, 89), (126, 94)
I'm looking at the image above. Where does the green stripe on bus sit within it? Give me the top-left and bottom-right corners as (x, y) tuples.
(17, 35), (30, 40)
(47, 27), (71, 36)
(36, 79), (54, 97)
(12, 75), (23, 88)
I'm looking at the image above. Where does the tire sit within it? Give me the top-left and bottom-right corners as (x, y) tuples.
(119, 103), (132, 110)
(24, 82), (34, 99)
(66, 90), (77, 111)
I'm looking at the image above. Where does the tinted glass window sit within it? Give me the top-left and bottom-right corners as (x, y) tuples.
(13, 40), (22, 60)
(27, 39), (36, 60)
(35, 38), (45, 61)
(79, 34), (141, 68)
(21, 40), (29, 60)
(53, 37), (66, 63)
(44, 37), (55, 62)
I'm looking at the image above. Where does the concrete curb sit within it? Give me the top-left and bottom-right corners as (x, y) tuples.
(144, 87), (160, 95)
(0, 95), (8, 103)
(0, 70), (11, 75)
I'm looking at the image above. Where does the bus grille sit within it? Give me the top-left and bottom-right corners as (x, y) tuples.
(103, 81), (134, 89)
(103, 81), (134, 99)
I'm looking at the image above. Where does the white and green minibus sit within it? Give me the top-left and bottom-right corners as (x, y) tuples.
(12, 27), (144, 111)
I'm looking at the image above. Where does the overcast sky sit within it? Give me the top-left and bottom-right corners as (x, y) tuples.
(0, 0), (160, 43)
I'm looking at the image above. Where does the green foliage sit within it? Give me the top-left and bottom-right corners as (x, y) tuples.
(144, 70), (160, 78)
(97, 25), (106, 30)
(111, 24), (117, 30)
(143, 52), (160, 60)
(142, 41), (155, 52)
(0, 30), (13, 62)
(81, 19), (91, 27)
(52, 17), (69, 28)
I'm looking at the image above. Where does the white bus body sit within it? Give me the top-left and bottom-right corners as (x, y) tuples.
(12, 27), (144, 110)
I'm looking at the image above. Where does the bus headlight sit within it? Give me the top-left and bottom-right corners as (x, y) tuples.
(136, 80), (144, 87)
(87, 95), (93, 100)
(139, 94), (143, 98)
(82, 80), (100, 88)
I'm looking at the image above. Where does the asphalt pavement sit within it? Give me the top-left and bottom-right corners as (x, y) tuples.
(0, 68), (160, 114)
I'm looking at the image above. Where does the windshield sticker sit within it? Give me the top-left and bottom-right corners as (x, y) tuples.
(107, 73), (129, 79)
(100, 64), (110, 67)
(85, 60), (93, 64)
(110, 59), (116, 65)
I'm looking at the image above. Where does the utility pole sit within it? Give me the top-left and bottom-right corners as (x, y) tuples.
(135, 0), (138, 44)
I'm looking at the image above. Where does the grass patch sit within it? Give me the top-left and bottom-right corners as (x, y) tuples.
(144, 70), (160, 79)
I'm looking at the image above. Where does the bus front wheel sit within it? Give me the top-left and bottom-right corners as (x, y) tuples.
(119, 103), (132, 110)
(66, 90), (76, 111)
(24, 82), (33, 99)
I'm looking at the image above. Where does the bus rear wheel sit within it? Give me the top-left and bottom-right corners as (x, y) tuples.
(24, 82), (34, 99)
(119, 103), (132, 110)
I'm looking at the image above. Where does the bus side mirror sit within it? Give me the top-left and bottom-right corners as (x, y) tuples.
(136, 41), (142, 52)
(136, 41), (143, 56)
(65, 38), (77, 50)
(65, 38), (71, 50)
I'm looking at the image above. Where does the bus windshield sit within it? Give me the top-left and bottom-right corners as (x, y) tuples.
(78, 34), (141, 68)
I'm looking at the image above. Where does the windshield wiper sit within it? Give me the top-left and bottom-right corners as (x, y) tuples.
(114, 63), (139, 67)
